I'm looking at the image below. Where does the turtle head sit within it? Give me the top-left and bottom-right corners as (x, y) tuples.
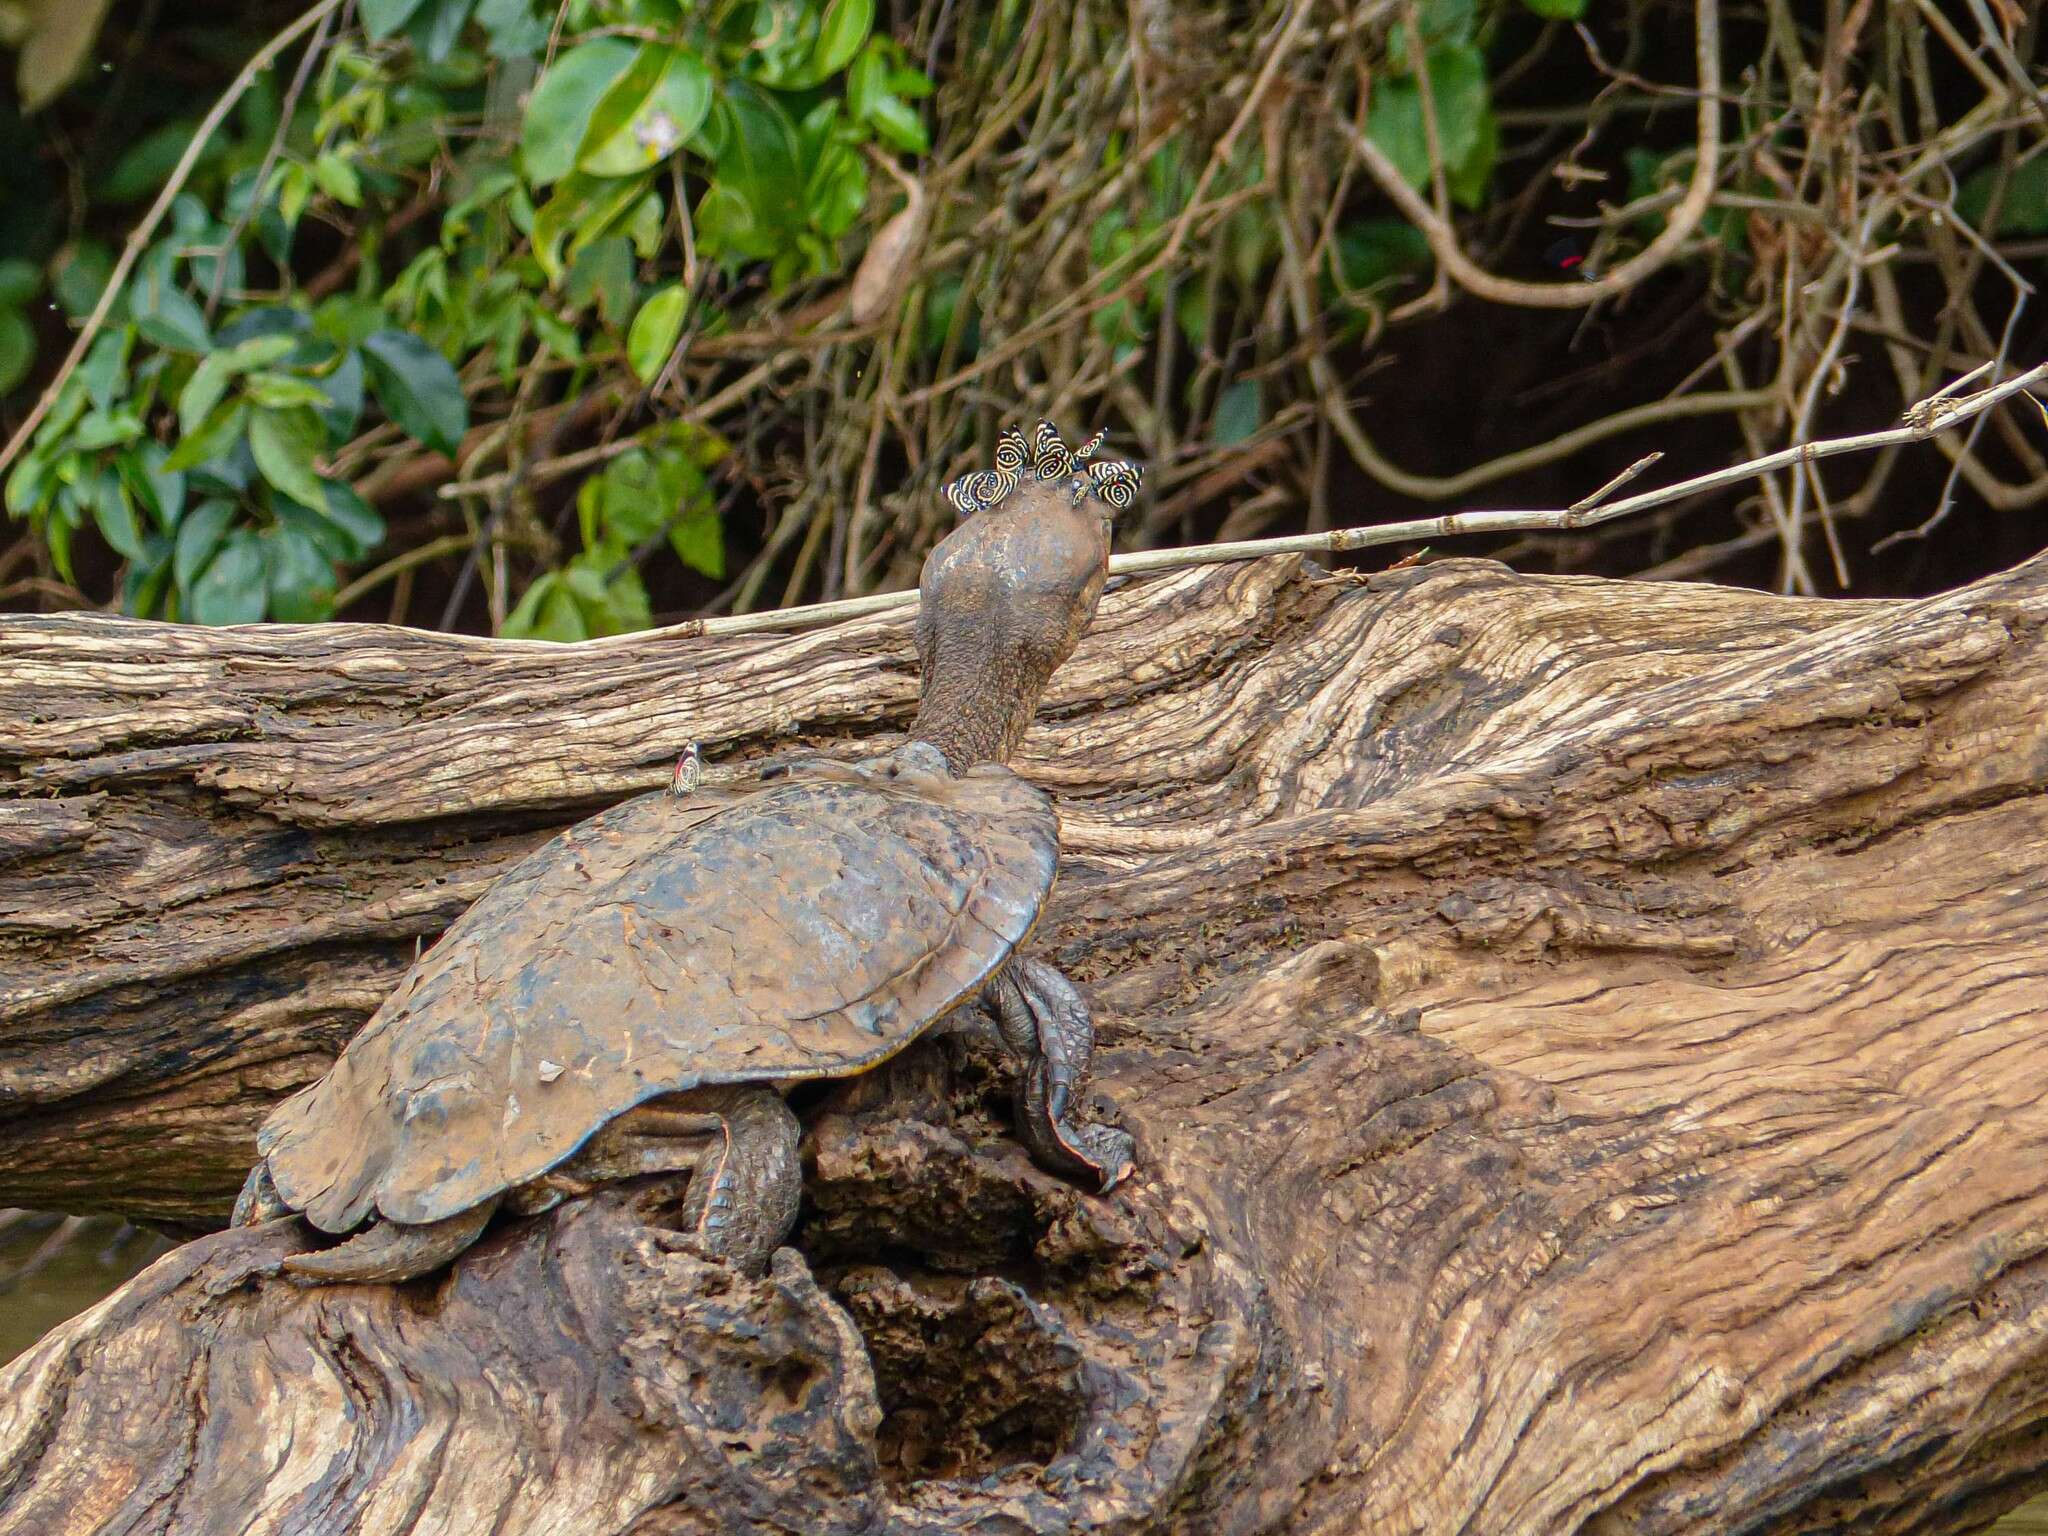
(911, 422), (1141, 771)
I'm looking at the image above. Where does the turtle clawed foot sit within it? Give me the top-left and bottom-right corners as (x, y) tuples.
(673, 1224), (782, 1279)
(1020, 1089), (1137, 1193)
(1067, 1120), (1136, 1193)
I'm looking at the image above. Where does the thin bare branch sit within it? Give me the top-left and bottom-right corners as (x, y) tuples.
(500, 362), (2047, 651)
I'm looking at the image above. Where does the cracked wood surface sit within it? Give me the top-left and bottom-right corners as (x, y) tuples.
(4, 553), (2048, 1533)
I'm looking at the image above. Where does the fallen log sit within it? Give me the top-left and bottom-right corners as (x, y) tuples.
(4, 551), (2048, 1533)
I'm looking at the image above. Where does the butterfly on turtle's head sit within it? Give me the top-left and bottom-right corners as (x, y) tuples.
(1085, 459), (1142, 513)
(941, 422), (1140, 517)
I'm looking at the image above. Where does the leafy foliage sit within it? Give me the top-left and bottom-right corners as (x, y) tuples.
(3, 0), (2041, 625)
(2, 0), (927, 628)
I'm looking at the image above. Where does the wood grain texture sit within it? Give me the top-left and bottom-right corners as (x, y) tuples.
(4, 552), (2048, 1533)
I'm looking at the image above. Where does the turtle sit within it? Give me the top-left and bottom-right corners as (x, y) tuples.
(235, 423), (1145, 1284)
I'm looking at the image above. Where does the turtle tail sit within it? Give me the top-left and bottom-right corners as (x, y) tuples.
(280, 1198), (498, 1286)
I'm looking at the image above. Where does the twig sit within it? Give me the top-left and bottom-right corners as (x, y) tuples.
(1570, 453), (1663, 511)
(0, 0), (349, 479)
(204, 2), (337, 319)
(480, 362), (2045, 651)
(1337, 0), (1724, 310)
(331, 532), (475, 613)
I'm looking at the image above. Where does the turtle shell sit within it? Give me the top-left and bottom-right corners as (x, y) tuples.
(258, 758), (1058, 1233)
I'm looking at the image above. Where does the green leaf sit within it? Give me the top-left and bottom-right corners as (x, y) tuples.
(314, 348), (366, 439)
(1331, 217), (1434, 297)
(102, 120), (199, 205)
(362, 0), (432, 40)
(128, 271), (212, 354)
(1958, 156), (2048, 237)
(577, 44), (713, 178)
(1365, 44), (1490, 190)
(86, 472), (145, 560)
(117, 442), (185, 531)
(174, 499), (236, 591)
(697, 83), (806, 260)
(531, 171), (651, 285)
(6, 445), (52, 518)
(847, 48), (884, 122)
(51, 241), (114, 321)
(807, 141), (867, 239)
(250, 407), (332, 514)
(809, 0), (874, 81)
(188, 529), (268, 624)
(477, 0), (551, 57)
(565, 236), (638, 324)
(562, 555), (650, 635)
(589, 450), (668, 545)
(164, 401), (249, 474)
(262, 524), (337, 622)
(1389, 0), (1478, 61)
(123, 540), (175, 618)
(888, 62), (934, 98)
(0, 259), (38, 307)
(503, 572), (585, 641)
(622, 189), (666, 257)
(0, 310), (32, 397)
(403, 0), (477, 62)
(244, 371), (333, 410)
(1214, 380), (1262, 446)
(669, 504), (723, 579)
(1446, 107), (1498, 210)
(310, 151), (364, 207)
(72, 407), (144, 451)
(278, 165), (314, 229)
(866, 92), (928, 155)
(80, 328), (130, 411)
(529, 306), (582, 362)
(522, 38), (638, 185)
(315, 479), (386, 559)
(627, 284), (687, 383)
(361, 328), (467, 454)
(179, 355), (236, 439)
(1521, 0), (1586, 16)
(47, 510), (78, 584)
(215, 311), (312, 352)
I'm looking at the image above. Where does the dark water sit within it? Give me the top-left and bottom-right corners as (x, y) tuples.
(0, 1211), (172, 1364)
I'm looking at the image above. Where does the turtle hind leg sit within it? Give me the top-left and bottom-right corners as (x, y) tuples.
(280, 1198), (498, 1286)
(233, 1160), (290, 1226)
(989, 955), (1136, 1193)
(674, 1085), (802, 1277)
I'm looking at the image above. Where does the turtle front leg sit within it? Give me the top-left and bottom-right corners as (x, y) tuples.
(673, 1085), (803, 1276)
(988, 956), (1135, 1193)
(516, 1090), (801, 1276)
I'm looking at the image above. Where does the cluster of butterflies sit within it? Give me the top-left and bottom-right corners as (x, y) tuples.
(941, 421), (1143, 516)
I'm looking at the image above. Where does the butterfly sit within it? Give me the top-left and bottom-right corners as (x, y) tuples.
(942, 422), (1141, 515)
(1087, 459), (1141, 511)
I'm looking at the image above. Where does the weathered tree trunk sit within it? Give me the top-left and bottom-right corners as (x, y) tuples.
(5, 552), (2048, 1534)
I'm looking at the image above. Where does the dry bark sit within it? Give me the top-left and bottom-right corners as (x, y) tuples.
(5, 552), (2048, 1534)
